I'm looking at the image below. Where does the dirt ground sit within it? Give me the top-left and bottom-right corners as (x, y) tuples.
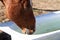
(32, 0), (60, 15)
(0, 0), (60, 23)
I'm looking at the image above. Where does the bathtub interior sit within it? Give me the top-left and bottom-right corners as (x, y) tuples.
(0, 11), (60, 35)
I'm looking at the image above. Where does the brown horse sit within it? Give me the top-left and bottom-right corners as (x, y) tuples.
(0, 0), (35, 35)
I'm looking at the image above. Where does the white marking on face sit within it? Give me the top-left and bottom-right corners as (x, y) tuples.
(26, 28), (29, 34)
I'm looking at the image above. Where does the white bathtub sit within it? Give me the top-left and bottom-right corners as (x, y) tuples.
(0, 11), (60, 40)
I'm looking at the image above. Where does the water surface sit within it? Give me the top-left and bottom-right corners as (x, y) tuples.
(0, 12), (60, 35)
